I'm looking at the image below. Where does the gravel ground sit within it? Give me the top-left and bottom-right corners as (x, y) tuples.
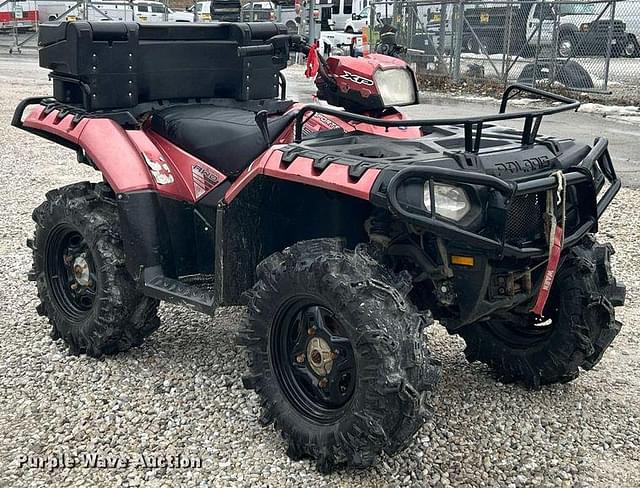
(0, 57), (639, 488)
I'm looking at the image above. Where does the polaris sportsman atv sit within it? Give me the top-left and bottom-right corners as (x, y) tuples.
(13, 21), (625, 472)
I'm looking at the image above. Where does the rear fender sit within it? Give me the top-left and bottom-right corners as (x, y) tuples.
(22, 105), (226, 201)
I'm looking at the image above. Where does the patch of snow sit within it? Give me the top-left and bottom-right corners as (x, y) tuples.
(579, 103), (640, 116)
(509, 98), (536, 106)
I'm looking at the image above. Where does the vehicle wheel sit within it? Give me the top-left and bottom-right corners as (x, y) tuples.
(345, 26), (354, 33)
(464, 37), (475, 53)
(286, 21), (298, 35)
(464, 37), (486, 54)
(28, 182), (160, 357)
(557, 60), (594, 89)
(622, 35), (638, 57)
(558, 35), (574, 57)
(239, 238), (440, 472)
(455, 236), (625, 389)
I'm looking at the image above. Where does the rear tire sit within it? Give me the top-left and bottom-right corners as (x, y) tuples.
(455, 236), (625, 389)
(239, 238), (440, 472)
(29, 182), (160, 357)
(558, 35), (575, 57)
(622, 35), (638, 57)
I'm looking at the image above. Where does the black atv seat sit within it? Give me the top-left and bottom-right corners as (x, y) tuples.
(150, 105), (296, 176)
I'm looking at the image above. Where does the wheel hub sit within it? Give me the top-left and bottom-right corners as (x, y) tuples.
(72, 255), (91, 286)
(306, 336), (335, 377)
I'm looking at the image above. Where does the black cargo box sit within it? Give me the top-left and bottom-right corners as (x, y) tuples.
(38, 21), (288, 110)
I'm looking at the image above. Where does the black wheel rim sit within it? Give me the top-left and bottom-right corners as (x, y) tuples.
(45, 224), (98, 322)
(271, 298), (357, 424)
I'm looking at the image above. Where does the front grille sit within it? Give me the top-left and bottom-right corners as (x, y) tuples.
(505, 192), (546, 245)
(590, 20), (625, 35)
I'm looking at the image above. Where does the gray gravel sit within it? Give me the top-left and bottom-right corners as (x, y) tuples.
(0, 56), (639, 487)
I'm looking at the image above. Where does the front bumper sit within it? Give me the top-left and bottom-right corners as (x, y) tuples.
(574, 30), (628, 54)
(387, 137), (620, 259)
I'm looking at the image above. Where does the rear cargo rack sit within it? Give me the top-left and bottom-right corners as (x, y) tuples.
(294, 84), (580, 152)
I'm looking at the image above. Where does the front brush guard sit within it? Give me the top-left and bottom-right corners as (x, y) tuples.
(387, 137), (620, 259)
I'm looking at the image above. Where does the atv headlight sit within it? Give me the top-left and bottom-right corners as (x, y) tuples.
(374, 68), (417, 107)
(423, 182), (471, 221)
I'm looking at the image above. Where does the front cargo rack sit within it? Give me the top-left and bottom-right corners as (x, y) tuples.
(294, 84), (580, 152)
(293, 84), (620, 259)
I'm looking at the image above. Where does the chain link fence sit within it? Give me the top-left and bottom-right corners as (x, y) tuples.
(369, 0), (640, 102)
(2, 0), (639, 102)
(0, 0), (192, 53)
(0, 0), (299, 53)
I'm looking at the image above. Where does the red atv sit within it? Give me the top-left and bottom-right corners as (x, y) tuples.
(14, 21), (625, 472)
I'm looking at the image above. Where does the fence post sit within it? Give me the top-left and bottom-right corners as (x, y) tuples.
(501, 0), (514, 84)
(10, 0), (20, 54)
(307, 0), (316, 42)
(452, 0), (464, 81)
(603, 0), (616, 91)
(530, 0), (545, 88)
(438, 2), (446, 65)
(549, 0), (560, 85)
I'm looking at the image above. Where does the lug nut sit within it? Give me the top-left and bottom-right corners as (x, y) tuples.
(296, 354), (305, 364)
(318, 378), (328, 388)
(307, 326), (317, 336)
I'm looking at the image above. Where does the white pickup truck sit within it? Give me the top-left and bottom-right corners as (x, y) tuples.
(526, 1), (631, 57)
(319, 30), (363, 55)
(38, 0), (193, 23)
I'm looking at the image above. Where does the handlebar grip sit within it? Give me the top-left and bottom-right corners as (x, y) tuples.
(237, 44), (275, 57)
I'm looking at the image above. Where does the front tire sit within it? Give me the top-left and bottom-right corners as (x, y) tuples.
(239, 239), (440, 472)
(29, 182), (160, 357)
(455, 236), (625, 389)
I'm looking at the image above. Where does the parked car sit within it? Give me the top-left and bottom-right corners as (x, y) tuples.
(241, 1), (275, 22)
(186, 1), (211, 22)
(526, 2), (630, 58)
(329, 0), (366, 31)
(611, 5), (640, 57)
(36, 1), (77, 23)
(344, 5), (368, 33)
(0, 0), (38, 30)
(54, 1), (194, 23)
